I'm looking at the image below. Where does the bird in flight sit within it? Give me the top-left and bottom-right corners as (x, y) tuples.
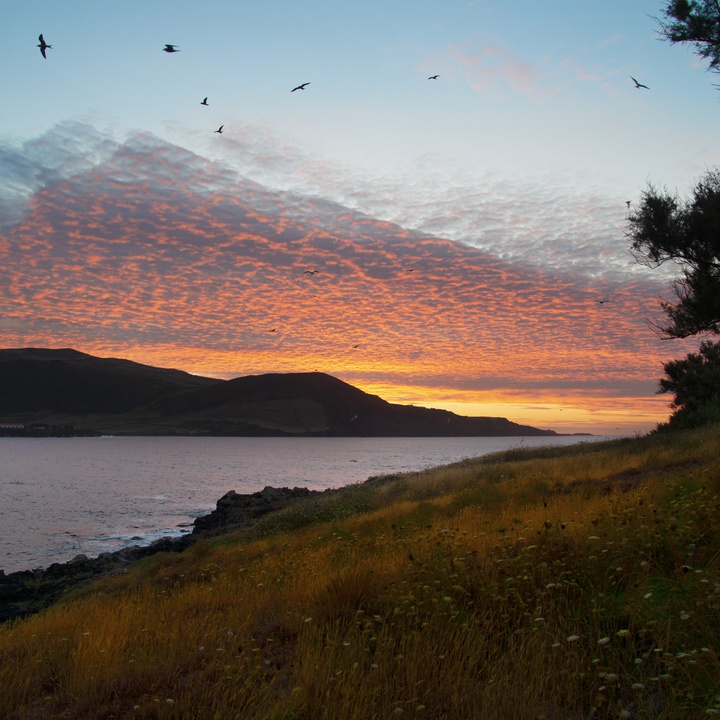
(304, 269), (318, 275)
(428, 74), (439, 80)
(214, 125), (224, 134)
(291, 82), (310, 92)
(37, 34), (52, 59)
(630, 76), (649, 89)
(163, 44), (180, 53)
(201, 97), (209, 106)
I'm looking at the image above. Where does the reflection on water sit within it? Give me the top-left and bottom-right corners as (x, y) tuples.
(0, 435), (611, 572)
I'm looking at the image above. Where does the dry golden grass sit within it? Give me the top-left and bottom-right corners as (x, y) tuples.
(2, 427), (720, 719)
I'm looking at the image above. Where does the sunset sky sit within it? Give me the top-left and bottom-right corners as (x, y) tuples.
(1, 0), (717, 435)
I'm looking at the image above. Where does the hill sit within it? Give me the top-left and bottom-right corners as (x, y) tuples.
(0, 348), (556, 436)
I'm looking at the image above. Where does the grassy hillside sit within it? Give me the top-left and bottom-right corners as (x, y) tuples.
(2, 427), (720, 719)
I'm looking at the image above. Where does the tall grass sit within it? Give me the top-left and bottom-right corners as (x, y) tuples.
(2, 427), (720, 718)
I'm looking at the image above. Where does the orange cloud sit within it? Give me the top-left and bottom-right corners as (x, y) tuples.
(0, 131), (694, 434)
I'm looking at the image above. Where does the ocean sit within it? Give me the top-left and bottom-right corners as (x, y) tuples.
(0, 435), (611, 573)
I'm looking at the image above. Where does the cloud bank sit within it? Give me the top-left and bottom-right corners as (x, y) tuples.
(0, 122), (688, 432)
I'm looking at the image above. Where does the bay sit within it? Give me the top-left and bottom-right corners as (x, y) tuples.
(0, 435), (609, 572)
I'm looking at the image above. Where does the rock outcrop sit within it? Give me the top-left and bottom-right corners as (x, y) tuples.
(0, 486), (315, 624)
(192, 486), (316, 535)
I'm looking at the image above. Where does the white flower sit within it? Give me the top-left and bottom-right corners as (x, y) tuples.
(567, 635), (580, 642)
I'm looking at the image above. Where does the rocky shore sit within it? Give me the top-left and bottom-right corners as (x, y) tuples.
(0, 486), (317, 623)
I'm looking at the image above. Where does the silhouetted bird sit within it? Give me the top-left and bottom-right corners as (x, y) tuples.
(428, 74), (439, 80)
(37, 34), (52, 59)
(598, 299), (609, 305)
(291, 82), (310, 92)
(630, 76), (649, 89)
(214, 125), (224, 134)
(304, 269), (318, 275)
(626, 200), (631, 209)
(201, 97), (209, 106)
(163, 44), (180, 53)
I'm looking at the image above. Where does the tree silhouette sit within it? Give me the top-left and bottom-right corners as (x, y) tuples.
(659, 0), (720, 81)
(657, 340), (720, 429)
(627, 169), (720, 339)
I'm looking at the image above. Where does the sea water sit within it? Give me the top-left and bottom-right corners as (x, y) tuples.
(0, 435), (610, 572)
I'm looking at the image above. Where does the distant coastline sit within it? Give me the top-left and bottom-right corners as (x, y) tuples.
(0, 347), (570, 437)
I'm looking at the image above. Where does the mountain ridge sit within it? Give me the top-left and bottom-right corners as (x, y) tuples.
(0, 348), (560, 437)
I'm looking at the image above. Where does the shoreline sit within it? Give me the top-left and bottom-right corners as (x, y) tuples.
(0, 485), (318, 623)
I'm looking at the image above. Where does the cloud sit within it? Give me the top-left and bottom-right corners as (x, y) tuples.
(0, 121), (692, 432)
(0, 122), (118, 229)
(445, 42), (553, 97)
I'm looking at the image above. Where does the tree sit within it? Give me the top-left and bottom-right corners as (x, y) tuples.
(659, 0), (720, 79)
(657, 339), (720, 429)
(627, 169), (720, 339)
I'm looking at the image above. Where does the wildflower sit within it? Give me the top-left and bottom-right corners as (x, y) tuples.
(304, 617), (313, 623)
(199, 646), (205, 652)
(681, 612), (690, 621)
(567, 635), (580, 642)
(616, 629), (630, 637)
(546, 583), (557, 589)
(598, 637), (611, 645)
(644, 592), (653, 599)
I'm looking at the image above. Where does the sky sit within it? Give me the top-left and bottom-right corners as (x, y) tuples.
(0, 0), (717, 435)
